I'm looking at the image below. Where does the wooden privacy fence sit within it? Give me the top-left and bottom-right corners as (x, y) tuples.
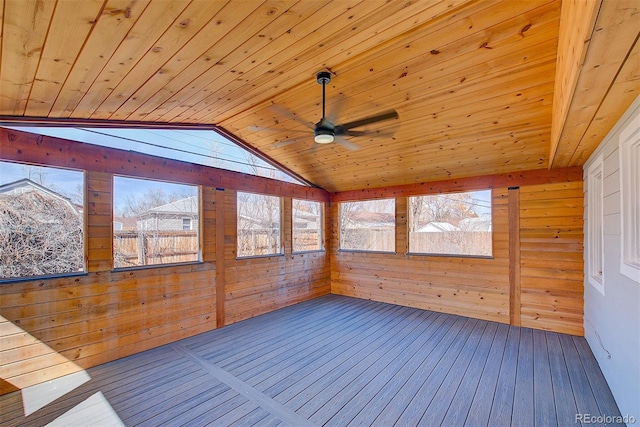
(340, 228), (395, 252)
(339, 229), (492, 255)
(409, 231), (492, 256)
(113, 230), (198, 268)
(237, 229), (280, 257)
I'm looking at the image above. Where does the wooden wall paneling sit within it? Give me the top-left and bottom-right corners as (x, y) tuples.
(86, 171), (113, 272)
(509, 187), (521, 326)
(223, 190), (330, 326)
(215, 188), (225, 328)
(519, 181), (584, 335)
(283, 197), (292, 255)
(396, 197), (408, 254)
(201, 186), (216, 262)
(331, 189), (511, 325)
(1, 130), (332, 395)
(0, 262), (217, 391)
(331, 167), (583, 202)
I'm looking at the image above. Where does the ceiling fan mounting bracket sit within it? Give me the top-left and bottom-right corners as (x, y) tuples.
(316, 71), (332, 85)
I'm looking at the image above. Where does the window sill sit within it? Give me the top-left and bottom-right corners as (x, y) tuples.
(0, 271), (87, 284)
(112, 260), (203, 272)
(406, 252), (493, 259)
(338, 249), (396, 255)
(236, 253), (285, 261)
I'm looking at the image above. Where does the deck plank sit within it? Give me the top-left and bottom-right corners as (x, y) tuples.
(558, 333), (605, 426)
(441, 321), (499, 426)
(464, 322), (510, 427)
(487, 325), (521, 426)
(546, 332), (579, 426)
(532, 329), (557, 427)
(346, 313), (455, 426)
(512, 327), (535, 427)
(572, 336), (624, 422)
(371, 316), (471, 426)
(1, 295), (622, 427)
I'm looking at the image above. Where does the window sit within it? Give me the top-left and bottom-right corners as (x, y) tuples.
(408, 190), (492, 257)
(237, 192), (282, 257)
(113, 176), (199, 268)
(619, 117), (640, 282)
(1, 161), (85, 280)
(293, 199), (323, 252)
(7, 126), (306, 186)
(586, 155), (605, 294)
(340, 199), (395, 252)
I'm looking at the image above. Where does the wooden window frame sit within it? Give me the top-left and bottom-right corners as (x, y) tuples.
(0, 160), (87, 282)
(406, 189), (493, 258)
(292, 199), (324, 254)
(339, 199), (396, 253)
(112, 175), (201, 270)
(236, 191), (284, 259)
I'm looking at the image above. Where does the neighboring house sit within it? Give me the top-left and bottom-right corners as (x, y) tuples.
(292, 208), (320, 230)
(0, 178), (82, 215)
(136, 196), (198, 231)
(113, 216), (137, 231)
(416, 221), (460, 233)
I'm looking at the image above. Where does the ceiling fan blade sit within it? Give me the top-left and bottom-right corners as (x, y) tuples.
(271, 135), (309, 148)
(249, 125), (306, 134)
(334, 135), (361, 151)
(269, 105), (315, 130)
(339, 126), (399, 138)
(338, 109), (398, 131)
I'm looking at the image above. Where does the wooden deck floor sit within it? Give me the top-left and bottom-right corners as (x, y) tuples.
(1, 295), (623, 426)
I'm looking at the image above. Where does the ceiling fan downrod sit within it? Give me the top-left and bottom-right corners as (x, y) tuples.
(314, 71), (334, 144)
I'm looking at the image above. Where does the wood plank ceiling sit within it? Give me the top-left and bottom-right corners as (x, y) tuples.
(0, 0), (638, 192)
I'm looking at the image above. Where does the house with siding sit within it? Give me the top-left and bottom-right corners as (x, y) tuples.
(136, 196), (199, 231)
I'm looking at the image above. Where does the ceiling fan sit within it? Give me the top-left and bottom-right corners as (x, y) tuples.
(250, 71), (398, 150)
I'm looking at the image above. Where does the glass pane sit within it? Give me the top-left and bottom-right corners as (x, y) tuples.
(113, 176), (199, 268)
(293, 199), (322, 252)
(1, 161), (84, 279)
(408, 190), (492, 256)
(237, 192), (282, 257)
(5, 126), (306, 186)
(340, 199), (395, 252)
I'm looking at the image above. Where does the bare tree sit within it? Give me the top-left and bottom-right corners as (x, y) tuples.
(237, 192), (281, 256)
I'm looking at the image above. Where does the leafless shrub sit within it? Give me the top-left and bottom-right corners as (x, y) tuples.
(0, 192), (83, 278)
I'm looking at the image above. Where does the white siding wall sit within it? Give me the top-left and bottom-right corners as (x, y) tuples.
(583, 95), (640, 418)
